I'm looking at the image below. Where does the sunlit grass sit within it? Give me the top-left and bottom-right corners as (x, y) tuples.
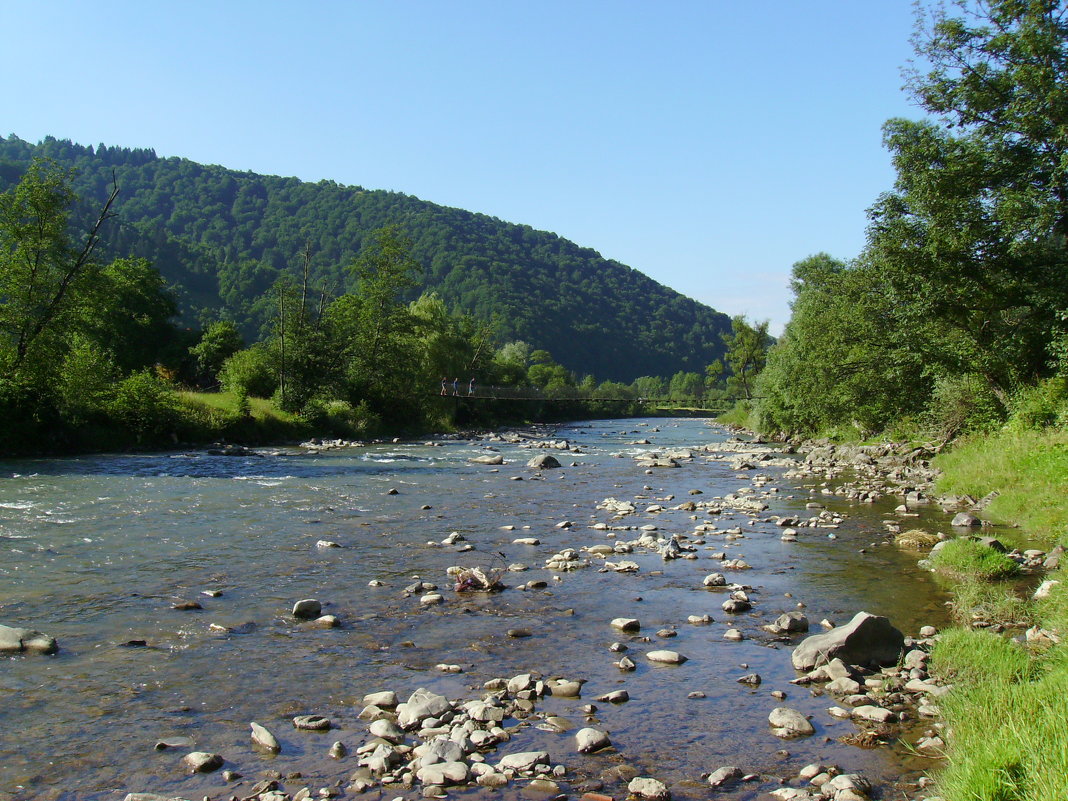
(935, 429), (1068, 545)
(930, 538), (1021, 580)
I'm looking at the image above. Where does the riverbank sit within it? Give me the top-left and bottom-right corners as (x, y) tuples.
(0, 388), (656, 458)
(762, 425), (1068, 801)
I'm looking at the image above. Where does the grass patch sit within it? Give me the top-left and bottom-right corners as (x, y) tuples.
(895, 528), (941, 549)
(946, 578), (1033, 627)
(935, 429), (1068, 545)
(717, 401), (758, 429)
(931, 620), (1068, 800)
(175, 390), (312, 443)
(930, 538), (1021, 580)
(932, 627), (1034, 684)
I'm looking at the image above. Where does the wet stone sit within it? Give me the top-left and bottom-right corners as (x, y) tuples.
(293, 714), (331, 731)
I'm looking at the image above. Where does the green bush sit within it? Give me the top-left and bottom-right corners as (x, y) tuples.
(926, 372), (1005, 440)
(219, 345), (276, 398)
(57, 336), (119, 424)
(1007, 377), (1068, 432)
(107, 370), (180, 440)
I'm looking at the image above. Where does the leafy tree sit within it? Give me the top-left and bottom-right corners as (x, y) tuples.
(721, 316), (771, 400)
(491, 340), (530, 385)
(631, 375), (666, 399)
(189, 320), (244, 385)
(908, 0), (1068, 239)
(668, 370), (704, 401)
(757, 254), (929, 437)
(0, 159), (118, 376)
(219, 345), (276, 398)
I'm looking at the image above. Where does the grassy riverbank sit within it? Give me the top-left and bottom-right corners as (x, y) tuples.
(926, 430), (1068, 801)
(0, 387), (658, 458)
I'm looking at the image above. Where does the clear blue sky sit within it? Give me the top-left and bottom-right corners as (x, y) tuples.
(1, 1), (926, 333)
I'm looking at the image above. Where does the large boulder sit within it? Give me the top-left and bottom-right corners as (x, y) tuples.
(527, 454), (561, 470)
(790, 612), (904, 671)
(0, 624), (57, 654)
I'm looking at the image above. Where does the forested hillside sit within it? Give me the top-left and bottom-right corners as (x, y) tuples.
(0, 135), (729, 381)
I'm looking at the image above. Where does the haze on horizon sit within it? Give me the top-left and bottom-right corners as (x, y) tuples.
(0, 1), (927, 334)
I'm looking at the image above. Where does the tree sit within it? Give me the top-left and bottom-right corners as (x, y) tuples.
(189, 320), (244, 386)
(908, 0), (1068, 239)
(0, 159), (118, 377)
(756, 254), (930, 437)
(721, 316), (770, 400)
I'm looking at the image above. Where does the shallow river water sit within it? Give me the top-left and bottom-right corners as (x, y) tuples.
(0, 418), (952, 801)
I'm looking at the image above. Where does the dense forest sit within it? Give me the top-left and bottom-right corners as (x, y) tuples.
(0, 136), (730, 382)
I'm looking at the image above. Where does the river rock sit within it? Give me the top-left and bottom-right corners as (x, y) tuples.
(527, 454), (561, 470)
(363, 690), (398, 708)
(611, 617), (640, 632)
(708, 766), (743, 787)
(293, 714), (331, 731)
(0, 624), (57, 654)
(951, 512), (981, 527)
(370, 718), (406, 743)
(470, 454), (504, 465)
(851, 704), (896, 723)
(773, 611), (809, 634)
(768, 707), (814, 738)
(182, 751), (223, 773)
(398, 688), (452, 729)
(417, 761), (469, 785)
(548, 679), (585, 697)
(575, 727), (612, 752)
(498, 750), (549, 772)
(646, 650), (687, 664)
(790, 612), (904, 671)
(250, 721), (280, 752)
(628, 776), (670, 800)
(292, 599), (322, 619)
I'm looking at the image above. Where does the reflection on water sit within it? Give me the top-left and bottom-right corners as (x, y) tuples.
(0, 420), (951, 801)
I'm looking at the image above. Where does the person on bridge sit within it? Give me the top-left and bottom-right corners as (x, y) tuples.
(468, 377), (475, 396)
(440, 377), (448, 396)
(452, 378), (459, 396)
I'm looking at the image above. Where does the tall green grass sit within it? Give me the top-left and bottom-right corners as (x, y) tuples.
(931, 576), (1068, 800)
(935, 429), (1068, 544)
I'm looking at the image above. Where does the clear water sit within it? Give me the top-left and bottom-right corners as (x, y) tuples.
(0, 418), (950, 801)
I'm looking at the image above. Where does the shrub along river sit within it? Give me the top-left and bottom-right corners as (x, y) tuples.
(0, 418), (952, 801)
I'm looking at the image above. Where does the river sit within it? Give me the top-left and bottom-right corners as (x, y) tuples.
(0, 418), (952, 801)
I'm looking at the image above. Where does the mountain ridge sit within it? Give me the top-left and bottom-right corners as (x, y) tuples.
(0, 133), (730, 382)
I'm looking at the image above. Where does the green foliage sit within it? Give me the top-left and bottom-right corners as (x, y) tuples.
(759, 1), (1068, 444)
(930, 538), (1021, 580)
(57, 335), (119, 425)
(932, 627), (1034, 686)
(107, 370), (180, 440)
(219, 345), (276, 398)
(0, 135), (732, 383)
(721, 315), (769, 400)
(926, 372), (1006, 440)
(756, 254), (929, 437)
(1007, 376), (1068, 432)
(190, 320), (244, 385)
(930, 622), (1068, 801)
